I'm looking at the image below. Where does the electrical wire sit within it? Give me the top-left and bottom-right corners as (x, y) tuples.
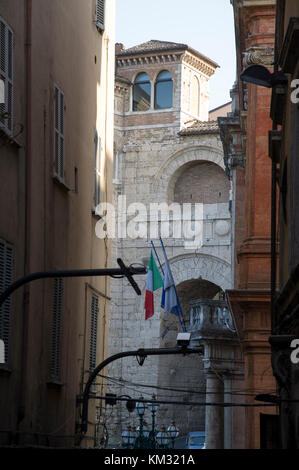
(94, 372), (277, 398)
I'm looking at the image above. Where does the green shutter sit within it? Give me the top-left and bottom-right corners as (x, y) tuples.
(95, 0), (105, 31)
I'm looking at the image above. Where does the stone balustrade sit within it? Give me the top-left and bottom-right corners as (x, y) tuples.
(188, 299), (237, 339)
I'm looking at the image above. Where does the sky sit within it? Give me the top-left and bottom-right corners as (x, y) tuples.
(115, 0), (236, 111)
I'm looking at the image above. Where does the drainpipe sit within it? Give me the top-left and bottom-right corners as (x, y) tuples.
(16, 0), (32, 439)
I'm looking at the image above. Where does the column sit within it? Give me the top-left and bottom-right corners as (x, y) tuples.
(205, 372), (224, 449)
(224, 374), (233, 449)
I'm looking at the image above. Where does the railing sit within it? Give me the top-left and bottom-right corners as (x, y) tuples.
(188, 299), (236, 338)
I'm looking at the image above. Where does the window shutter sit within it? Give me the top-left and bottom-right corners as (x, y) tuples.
(0, 17), (14, 134)
(89, 294), (99, 373)
(54, 86), (65, 180)
(95, 0), (105, 31)
(50, 278), (63, 379)
(0, 239), (14, 363)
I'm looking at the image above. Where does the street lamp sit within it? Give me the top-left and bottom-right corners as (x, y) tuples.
(147, 395), (159, 448)
(122, 426), (136, 449)
(240, 64), (287, 88)
(156, 426), (170, 449)
(135, 397), (148, 449)
(167, 421), (179, 448)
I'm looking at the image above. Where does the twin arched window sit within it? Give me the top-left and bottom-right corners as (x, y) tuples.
(133, 70), (173, 112)
(132, 72), (151, 111)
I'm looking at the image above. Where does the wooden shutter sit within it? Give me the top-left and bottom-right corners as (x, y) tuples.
(95, 0), (105, 31)
(54, 86), (65, 180)
(89, 294), (99, 372)
(0, 239), (14, 363)
(0, 16), (14, 134)
(50, 278), (63, 379)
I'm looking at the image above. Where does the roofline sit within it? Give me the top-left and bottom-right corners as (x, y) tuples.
(209, 101), (232, 113)
(116, 44), (219, 69)
(187, 46), (219, 69)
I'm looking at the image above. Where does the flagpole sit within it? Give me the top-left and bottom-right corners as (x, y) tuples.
(151, 239), (183, 337)
(150, 240), (164, 275)
(159, 237), (187, 333)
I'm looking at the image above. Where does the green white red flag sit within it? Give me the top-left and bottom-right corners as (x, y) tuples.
(144, 251), (163, 320)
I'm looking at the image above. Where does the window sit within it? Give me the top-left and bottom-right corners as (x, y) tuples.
(154, 70), (173, 109)
(89, 294), (99, 373)
(94, 129), (101, 207)
(50, 278), (63, 379)
(113, 151), (121, 183)
(54, 85), (65, 180)
(0, 17), (13, 134)
(0, 239), (14, 364)
(191, 76), (200, 117)
(133, 73), (151, 111)
(95, 0), (105, 31)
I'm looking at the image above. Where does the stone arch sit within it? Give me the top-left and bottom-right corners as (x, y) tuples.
(153, 146), (226, 202)
(165, 253), (231, 291)
(136, 252), (232, 313)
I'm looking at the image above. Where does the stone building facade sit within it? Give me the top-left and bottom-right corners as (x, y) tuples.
(219, 0), (278, 449)
(106, 40), (243, 447)
(0, 0), (115, 447)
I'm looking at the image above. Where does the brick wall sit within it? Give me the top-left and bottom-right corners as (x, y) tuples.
(174, 161), (230, 204)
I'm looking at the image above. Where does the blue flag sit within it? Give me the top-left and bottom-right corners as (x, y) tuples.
(161, 249), (179, 316)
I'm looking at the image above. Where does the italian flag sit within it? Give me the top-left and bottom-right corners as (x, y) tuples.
(144, 251), (164, 320)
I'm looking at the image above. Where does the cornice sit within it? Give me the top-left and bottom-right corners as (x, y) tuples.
(236, 0), (275, 6)
(116, 52), (183, 69)
(183, 52), (217, 77)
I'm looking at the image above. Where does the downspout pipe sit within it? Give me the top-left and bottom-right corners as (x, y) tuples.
(16, 0), (32, 438)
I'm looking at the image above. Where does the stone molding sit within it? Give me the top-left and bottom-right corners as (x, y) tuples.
(162, 253), (231, 291)
(183, 52), (216, 77)
(116, 53), (183, 69)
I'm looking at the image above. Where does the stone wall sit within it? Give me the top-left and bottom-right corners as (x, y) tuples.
(106, 50), (232, 446)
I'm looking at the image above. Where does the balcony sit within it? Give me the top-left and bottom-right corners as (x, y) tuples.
(188, 299), (237, 340)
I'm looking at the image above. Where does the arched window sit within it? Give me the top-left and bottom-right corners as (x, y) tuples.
(154, 70), (173, 109)
(133, 72), (151, 111)
(191, 76), (200, 117)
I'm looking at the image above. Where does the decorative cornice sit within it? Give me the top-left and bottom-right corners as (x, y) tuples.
(183, 52), (217, 77)
(237, 0), (276, 6)
(116, 53), (183, 69)
(242, 46), (274, 68)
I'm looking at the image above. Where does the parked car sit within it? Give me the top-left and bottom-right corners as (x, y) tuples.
(185, 431), (205, 449)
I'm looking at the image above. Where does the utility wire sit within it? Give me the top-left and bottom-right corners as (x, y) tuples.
(89, 395), (278, 407)
(94, 373), (277, 398)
